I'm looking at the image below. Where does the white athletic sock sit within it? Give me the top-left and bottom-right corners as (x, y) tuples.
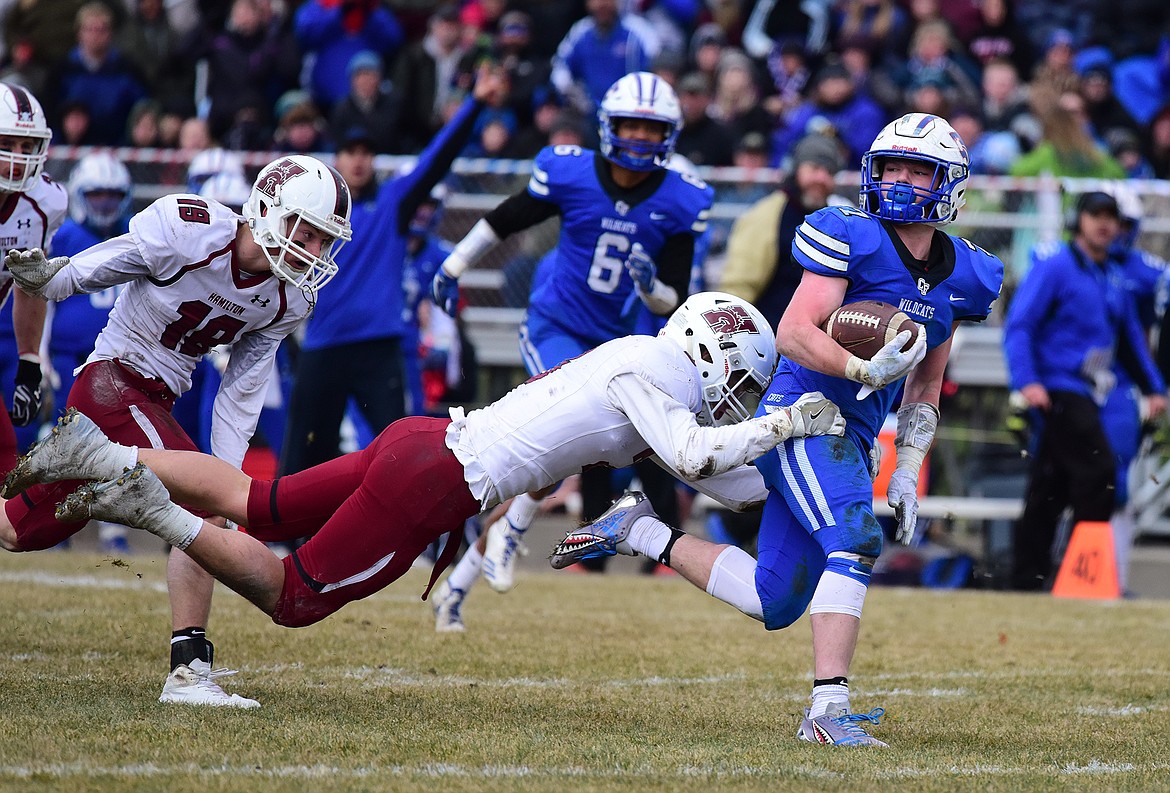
(155, 505), (203, 551)
(706, 546), (763, 621)
(625, 516), (673, 560)
(446, 543), (483, 593)
(107, 443), (139, 474)
(810, 681), (851, 718)
(504, 493), (541, 535)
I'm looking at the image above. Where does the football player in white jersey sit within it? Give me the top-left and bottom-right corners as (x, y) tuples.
(0, 82), (67, 468)
(2, 293), (845, 639)
(0, 153), (352, 709)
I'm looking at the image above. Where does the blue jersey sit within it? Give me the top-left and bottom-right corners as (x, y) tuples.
(770, 206), (1002, 442)
(526, 146), (713, 345)
(48, 218), (128, 355)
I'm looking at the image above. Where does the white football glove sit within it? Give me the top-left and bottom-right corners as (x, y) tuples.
(845, 325), (927, 400)
(5, 248), (69, 292)
(785, 391), (846, 438)
(887, 468), (920, 545)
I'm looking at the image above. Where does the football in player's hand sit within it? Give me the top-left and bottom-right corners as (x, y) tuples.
(822, 300), (921, 360)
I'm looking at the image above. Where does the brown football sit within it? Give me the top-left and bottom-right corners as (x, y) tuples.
(822, 300), (921, 360)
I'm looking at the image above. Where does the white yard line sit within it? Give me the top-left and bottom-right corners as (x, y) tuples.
(2, 760), (1169, 782)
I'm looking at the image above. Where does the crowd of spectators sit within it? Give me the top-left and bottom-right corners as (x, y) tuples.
(0, 0), (1167, 178)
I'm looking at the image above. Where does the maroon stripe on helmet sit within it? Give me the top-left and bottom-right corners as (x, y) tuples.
(325, 164), (350, 220)
(7, 84), (33, 120)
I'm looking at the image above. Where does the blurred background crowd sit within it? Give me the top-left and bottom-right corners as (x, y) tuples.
(0, 0), (1166, 180)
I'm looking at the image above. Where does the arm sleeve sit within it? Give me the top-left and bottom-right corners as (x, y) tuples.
(210, 333), (281, 468)
(653, 233), (694, 309)
(38, 236), (153, 301)
(393, 96), (485, 234)
(608, 372), (790, 482)
(483, 190), (560, 237)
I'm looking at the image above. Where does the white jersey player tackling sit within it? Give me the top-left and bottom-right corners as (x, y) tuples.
(0, 82), (67, 467)
(1, 293), (846, 636)
(0, 154), (352, 708)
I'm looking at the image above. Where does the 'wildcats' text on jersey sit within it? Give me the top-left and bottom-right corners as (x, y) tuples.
(776, 205), (1003, 441)
(0, 174), (67, 307)
(38, 194), (312, 466)
(525, 145), (713, 343)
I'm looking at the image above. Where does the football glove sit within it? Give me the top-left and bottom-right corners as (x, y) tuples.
(785, 391), (846, 438)
(846, 325), (927, 400)
(624, 243), (656, 291)
(5, 248), (69, 292)
(430, 267), (460, 317)
(887, 468), (920, 545)
(9, 357), (41, 427)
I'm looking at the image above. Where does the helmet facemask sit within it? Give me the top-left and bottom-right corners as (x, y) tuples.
(661, 292), (777, 428)
(245, 156), (353, 296)
(0, 82), (51, 193)
(859, 113), (969, 226)
(597, 72), (682, 172)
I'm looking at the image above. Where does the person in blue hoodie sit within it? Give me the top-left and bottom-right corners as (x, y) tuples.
(280, 65), (506, 475)
(1005, 190), (1166, 592)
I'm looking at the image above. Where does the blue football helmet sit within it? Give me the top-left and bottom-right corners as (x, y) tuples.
(859, 113), (969, 226)
(597, 72), (681, 172)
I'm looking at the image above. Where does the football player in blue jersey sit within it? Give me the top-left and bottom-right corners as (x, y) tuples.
(552, 113), (1005, 746)
(429, 71), (714, 628)
(45, 153), (134, 553)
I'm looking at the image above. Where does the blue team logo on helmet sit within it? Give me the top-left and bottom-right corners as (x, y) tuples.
(859, 113), (970, 226)
(597, 72), (682, 172)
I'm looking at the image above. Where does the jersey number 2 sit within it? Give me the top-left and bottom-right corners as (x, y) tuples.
(160, 300), (247, 356)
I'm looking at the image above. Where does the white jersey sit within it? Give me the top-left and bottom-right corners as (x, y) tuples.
(0, 175), (67, 307)
(39, 194), (313, 467)
(447, 335), (775, 512)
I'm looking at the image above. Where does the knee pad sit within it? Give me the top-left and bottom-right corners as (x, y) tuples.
(808, 552), (875, 619)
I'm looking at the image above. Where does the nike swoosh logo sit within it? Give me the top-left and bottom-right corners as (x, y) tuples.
(948, 294), (964, 302)
(808, 406), (826, 421)
(650, 212), (667, 220)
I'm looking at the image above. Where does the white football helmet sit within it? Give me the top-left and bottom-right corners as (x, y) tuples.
(68, 152), (132, 230)
(859, 113), (969, 226)
(0, 82), (51, 193)
(598, 71), (682, 172)
(661, 291), (777, 427)
(1105, 181), (1143, 256)
(187, 147), (246, 193)
(199, 170), (252, 213)
(244, 155), (353, 295)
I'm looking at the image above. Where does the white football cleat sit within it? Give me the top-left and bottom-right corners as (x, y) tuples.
(481, 517), (528, 593)
(159, 659), (260, 709)
(3, 407), (129, 498)
(432, 579), (467, 633)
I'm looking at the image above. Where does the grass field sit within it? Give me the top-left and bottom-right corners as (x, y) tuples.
(1, 549), (1169, 793)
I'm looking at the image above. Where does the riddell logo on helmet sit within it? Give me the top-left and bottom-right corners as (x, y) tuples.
(890, 145), (921, 152)
(702, 306), (759, 335)
(255, 159), (308, 198)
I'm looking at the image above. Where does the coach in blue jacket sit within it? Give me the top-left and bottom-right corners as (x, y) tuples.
(280, 67), (506, 474)
(1004, 190), (1166, 591)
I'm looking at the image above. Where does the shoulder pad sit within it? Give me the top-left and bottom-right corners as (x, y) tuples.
(529, 145), (588, 199)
